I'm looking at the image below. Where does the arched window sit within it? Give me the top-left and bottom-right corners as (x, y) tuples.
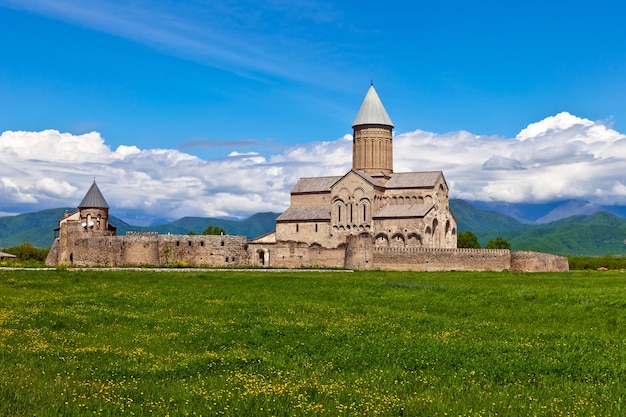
(334, 200), (346, 225)
(359, 198), (371, 224)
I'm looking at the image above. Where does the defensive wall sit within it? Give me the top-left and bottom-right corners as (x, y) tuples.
(46, 232), (248, 267)
(247, 235), (569, 272)
(48, 230), (569, 272)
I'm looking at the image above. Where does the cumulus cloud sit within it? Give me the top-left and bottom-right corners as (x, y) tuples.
(1, 112), (625, 222)
(394, 112), (626, 205)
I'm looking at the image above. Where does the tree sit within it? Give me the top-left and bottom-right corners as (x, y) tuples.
(457, 231), (481, 249)
(485, 236), (511, 250)
(202, 225), (226, 235)
(5, 242), (49, 261)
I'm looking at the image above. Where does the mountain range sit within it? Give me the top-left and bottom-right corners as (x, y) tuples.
(1, 200), (625, 257)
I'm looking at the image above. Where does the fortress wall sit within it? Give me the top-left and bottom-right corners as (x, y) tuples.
(121, 233), (160, 266)
(70, 236), (125, 266)
(156, 234), (248, 267)
(257, 241), (345, 268)
(510, 251), (569, 272)
(372, 247), (512, 271)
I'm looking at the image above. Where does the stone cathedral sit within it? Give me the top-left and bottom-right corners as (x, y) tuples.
(265, 84), (458, 251)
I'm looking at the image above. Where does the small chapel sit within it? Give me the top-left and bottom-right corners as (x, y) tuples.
(259, 84), (458, 251)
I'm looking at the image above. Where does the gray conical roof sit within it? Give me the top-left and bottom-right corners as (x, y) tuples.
(352, 84), (394, 128)
(78, 180), (109, 209)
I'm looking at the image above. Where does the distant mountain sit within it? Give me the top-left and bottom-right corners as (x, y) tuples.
(468, 199), (626, 223)
(1, 203), (625, 257)
(449, 199), (531, 233)
(0, 208), (73, 248)
(124, 212), (279, 238)
(480, 212), (626, 257)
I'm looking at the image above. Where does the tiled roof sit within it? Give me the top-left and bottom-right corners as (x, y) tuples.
(385, 171), (442, 189)
(291, 176), (342, 194)
(373, 204), (434, 219)
(352, 84), (394, 128)
(276, 206), (331, 222)
(78, 181), (109, 209)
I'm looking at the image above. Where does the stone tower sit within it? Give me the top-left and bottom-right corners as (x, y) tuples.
(352, 84), (394, 177)
(77, 180), (110, 232)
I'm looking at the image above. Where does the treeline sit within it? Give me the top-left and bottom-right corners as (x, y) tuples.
(1, 242), (49, 265)
(567, 255), (626, 271)
(457, 231), (511, 249)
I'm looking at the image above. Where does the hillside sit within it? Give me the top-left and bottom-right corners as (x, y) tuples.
(1, 203), (625, 257)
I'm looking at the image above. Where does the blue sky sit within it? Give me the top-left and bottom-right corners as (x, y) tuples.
(1, 0), (626, 221)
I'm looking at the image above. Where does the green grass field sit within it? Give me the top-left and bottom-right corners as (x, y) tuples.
(1, 269), (625, 416)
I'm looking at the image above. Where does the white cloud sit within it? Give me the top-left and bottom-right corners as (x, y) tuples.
(394, 112), (626, 205)
(1, 113), (626, 221)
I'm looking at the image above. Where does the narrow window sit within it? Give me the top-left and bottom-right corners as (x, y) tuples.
(200, 241), (204, 247)
(188, 241), (192, 247)
(296, 224), (299, 232)
(176, 241), (180, 246)
(315, 224), (318, 232)
(221, 241), (225, 246)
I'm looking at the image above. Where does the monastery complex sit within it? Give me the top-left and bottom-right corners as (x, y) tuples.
(46, 85), (568, 272)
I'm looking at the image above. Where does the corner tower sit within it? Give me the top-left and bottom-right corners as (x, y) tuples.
(352, 84), (394, 176)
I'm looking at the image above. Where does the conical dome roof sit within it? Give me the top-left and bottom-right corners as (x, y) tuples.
(78, 180), (109, 209)
(352, 84), (394, 128)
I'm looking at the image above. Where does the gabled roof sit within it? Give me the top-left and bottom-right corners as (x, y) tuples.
(78, 180), (109, 209)
(334, 169), (384, 190)
(373, 204), (434, 219)
(276, 206), (331, 222)
(291, 176), (342, 194)
(352, 84), (394, 128)
(385, 171), (443, 189)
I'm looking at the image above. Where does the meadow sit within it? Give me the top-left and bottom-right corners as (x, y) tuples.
(0, 269), (624, 416)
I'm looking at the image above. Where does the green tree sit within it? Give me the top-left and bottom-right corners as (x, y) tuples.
(202, 225), (227, 235)
(6, 242), (49, 261)
(485, 236), (511, 250)
(457, 231), (481, 249)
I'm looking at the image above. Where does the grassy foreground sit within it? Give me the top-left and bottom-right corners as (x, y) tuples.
(0, 269), (625, 416)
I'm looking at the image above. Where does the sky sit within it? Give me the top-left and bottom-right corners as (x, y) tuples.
(1, 0), (626, 222)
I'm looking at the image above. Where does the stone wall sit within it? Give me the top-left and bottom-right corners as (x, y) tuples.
(156, 235), (248, 267)
(47, 228), (569, 272)
(510, 251), (569, 272)
(247, 241), (346, 268)
(372, 247), (512, 271)
(47, 232), (248, 267)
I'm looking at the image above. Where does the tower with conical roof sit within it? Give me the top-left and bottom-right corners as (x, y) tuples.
(352, 84), (394, 177)
(77, 180), (110, 232)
